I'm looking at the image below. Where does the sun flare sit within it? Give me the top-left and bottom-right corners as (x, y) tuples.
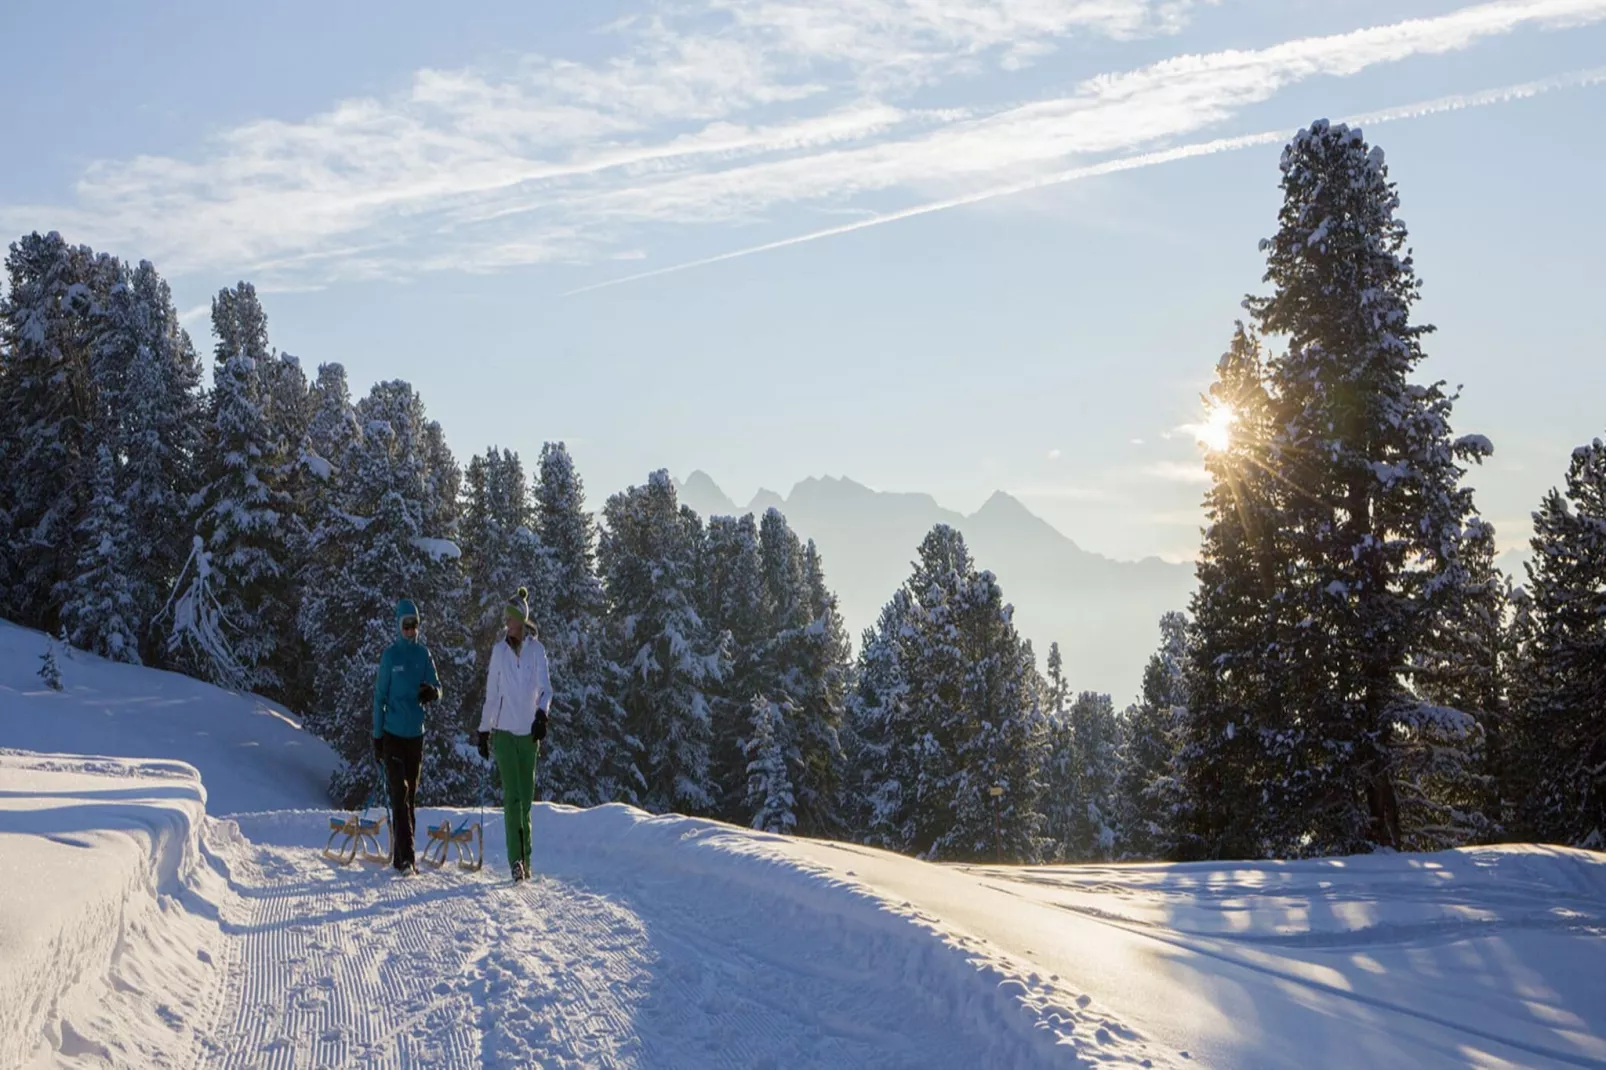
(1194, 404), (1236, 452)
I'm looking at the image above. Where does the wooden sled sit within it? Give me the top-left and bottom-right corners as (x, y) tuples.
(422, 817), (483, 872)
(322, 811), (391, 866)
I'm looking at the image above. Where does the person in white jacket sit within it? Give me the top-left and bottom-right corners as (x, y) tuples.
(476, 586), (551, 882)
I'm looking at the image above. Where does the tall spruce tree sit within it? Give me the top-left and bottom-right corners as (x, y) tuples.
(869, 525), (1046, 861)
(460, 448), (548, 716)
(598, 471), (731, 814)
(788, 539), (852, 837)
(1516, 437), (1606, 847)
(58, 442), (142, 662)
(1402, 517), (1509, 848)
(1039, 642), (1078, 860)
(1116, 611), (1191, 859)
(533, 441), (622, 806)
(1189, 122), (1491, 857)
(176, 285), (295, 692)
(700, 512), (773, 818)
(1183, 325), (1291, 859)
(744, 695), (798, 834)
(0, 233), (104, 632)
(1066, 691), (1121, 860)
(112, 261), (205, 664)
(844, 591), (912, 848)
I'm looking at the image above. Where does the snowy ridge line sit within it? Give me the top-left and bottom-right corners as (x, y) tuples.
(983, 878), (1606, 1070)
(0, 752), (231, 1069)
(552, 803), (1167, 1066)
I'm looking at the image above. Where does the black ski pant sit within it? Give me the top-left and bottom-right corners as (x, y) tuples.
(381, 731), (424, 869)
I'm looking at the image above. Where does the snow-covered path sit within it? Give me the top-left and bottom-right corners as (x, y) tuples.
(201, 804), (1165, 1070)
(7, 746), (1604, 1068)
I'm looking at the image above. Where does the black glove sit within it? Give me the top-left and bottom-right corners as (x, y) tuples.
(476, 731), (490, 760)
(418, 682), (440, 705)
(532, 708), (548, 742)
(372, 735), (384, 763)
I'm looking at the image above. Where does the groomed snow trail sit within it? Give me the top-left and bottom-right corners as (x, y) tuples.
(205, 807), (1134, 1069)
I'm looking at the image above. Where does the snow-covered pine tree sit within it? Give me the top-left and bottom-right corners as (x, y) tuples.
(937, 569), (1048, 862)
(1038, 642), (1078, 860)
(1515, 437), (1606, 847)
(461, 448), (544, 700)
(742, 512), (851, 837)
(178, 285), (295, 693)
(598, 470), (731, 815)
(700, 512), (772, 819)
(873, 525), (1046, 861)
(58, 442), (143, 662)
(787, 538), (852, 838)
(366, 385), (475, 805)
(458, 445), (547, 803)
(1246, 121), (1491, 855)
(843, 591), (912, 848)
(38, 639), (63, 690)
(263, 354), (315, 708)
(1182, 324), (1290, 860)
(304, 380), (472, 805)
(889, 525), (971, 856)
(55, 253), (144, 664)
(109, 261), (205, 665)
(1401, 517), (1509, 848)
(1066, 691), (1121, 860)
(295, 364), (364, 745)
(164, 535), (245, 688)
(533, 441), (623, 806)
(744, 695), (798, 834)
(0, 233), (105, 632)
(1116, 611), (1191, 859)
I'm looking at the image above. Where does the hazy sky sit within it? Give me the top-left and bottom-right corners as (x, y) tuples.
(2, 0), (1602, 565)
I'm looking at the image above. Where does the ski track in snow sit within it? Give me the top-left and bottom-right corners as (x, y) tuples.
(197, 816), (1065, 1069)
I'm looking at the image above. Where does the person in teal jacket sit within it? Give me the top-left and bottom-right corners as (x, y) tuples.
(372, 597), (442, 874)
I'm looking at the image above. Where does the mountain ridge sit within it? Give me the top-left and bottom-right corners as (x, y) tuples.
(672, 471), (1197, 701)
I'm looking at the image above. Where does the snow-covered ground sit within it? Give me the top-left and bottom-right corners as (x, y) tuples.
(3, 623), (1604, 1068)
(0, 620), (337, 813)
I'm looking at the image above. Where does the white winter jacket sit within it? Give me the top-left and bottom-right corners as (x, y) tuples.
(478, 634), (552, 735)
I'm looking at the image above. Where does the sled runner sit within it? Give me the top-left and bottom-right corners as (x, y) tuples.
(322, 808), (391, 866)
(422, 817), (483, 872)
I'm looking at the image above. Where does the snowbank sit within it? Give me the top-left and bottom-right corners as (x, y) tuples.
(0, 619), (337, 813)
(789, 840), (1606, 1069)
(0, 752), (230, 1069)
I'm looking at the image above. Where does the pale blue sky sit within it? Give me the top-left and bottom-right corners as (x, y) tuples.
(2, 0), (1602, 565)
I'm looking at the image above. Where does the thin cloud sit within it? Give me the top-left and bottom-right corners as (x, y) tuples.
(1145, 460), (1212, 484)
(564, 65), (1606, 293)
(4, 0), (1602, 284)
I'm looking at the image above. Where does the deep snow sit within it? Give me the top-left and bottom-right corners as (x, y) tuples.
(3, 623), (1604, 1068)
(0, 620), (336, 813)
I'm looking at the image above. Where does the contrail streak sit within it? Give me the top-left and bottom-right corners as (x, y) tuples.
(563, 67), (1606, 297)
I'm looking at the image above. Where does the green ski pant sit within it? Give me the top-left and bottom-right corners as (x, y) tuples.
(492, 730), (538, 868)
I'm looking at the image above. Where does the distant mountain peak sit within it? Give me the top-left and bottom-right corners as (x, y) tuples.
(974, 490), (1032, 519)
(675, 470), (739, 517)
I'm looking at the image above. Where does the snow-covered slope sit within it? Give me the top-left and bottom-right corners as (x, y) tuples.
(3, 624), (1604, 1068)
(789, 840), (1606, 1069)
(0, 620), (337, 813)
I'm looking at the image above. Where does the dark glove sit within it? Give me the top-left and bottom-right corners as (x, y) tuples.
(532, 708), (548, 742)
(418, 682), (440, 705)
(372, 735), (384, 763)
(476, 731), (490, 760)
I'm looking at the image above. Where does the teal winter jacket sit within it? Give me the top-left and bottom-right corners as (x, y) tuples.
(372, 599), (442, 740)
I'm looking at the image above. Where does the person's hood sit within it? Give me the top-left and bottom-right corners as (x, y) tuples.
(395, 598), (419, 639)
